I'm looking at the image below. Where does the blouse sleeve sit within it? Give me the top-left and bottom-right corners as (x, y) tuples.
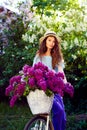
(58, 61), (65, 69)
(54, 60), (65, 72)
(33, 54), (41, 66)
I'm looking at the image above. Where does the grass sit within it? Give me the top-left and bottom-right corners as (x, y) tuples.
(0, 101), (32, 130)
(0, 101), (87, 130)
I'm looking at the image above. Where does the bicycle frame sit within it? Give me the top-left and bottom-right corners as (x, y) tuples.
(38, 113), (53, 130)
(46, 114), (50, 130)
(24, 113), (54, 130)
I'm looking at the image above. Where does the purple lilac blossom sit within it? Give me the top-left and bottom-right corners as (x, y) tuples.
(47, 75), (64, 96)
(37, 79), (47, 91)
(14, 82), (26, 96)
(34, 69), (43, 80)
(34, 62), (49, 72)
(5, 62), (74, 107)
(45, 70), (55, 79)
(47, 79), (54, 89)
(10, 75), (21, 86)
(22, 64), (30, 73)
(27, 67), (34, 77)
(10, 95), (18, 107)
(55, 72), (64, 79)
(5, 85), (13, 96)
(28, 78), (36, 88)
(56, 78), (64, 89)
(64, 82), (74, 97)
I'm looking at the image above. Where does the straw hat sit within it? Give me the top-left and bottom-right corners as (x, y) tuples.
(39, 30), (61, 44)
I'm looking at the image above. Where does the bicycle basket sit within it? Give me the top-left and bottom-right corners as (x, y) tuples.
(27, 89), (54, 114)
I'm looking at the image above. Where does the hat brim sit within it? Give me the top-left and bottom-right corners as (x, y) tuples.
(39, 34), (61, 44)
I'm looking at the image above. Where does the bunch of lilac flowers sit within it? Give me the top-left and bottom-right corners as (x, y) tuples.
(5, 62), (74, 107)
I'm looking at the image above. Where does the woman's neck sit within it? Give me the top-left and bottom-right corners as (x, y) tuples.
(44, 49), (51, 56)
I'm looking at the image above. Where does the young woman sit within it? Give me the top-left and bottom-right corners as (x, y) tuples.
(33, 30), (67, 130)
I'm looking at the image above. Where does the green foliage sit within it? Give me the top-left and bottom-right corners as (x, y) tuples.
(63, 43), (87, 85)
(32, 0), (79, 16)
(0, 17), (37, 97)
(0, 102), (32, 130)
(0, 0), (87, 115)
(0, 102), (87, 130)
(66, 116), (87, 130)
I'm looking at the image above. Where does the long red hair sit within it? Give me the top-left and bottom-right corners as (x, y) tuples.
(37, 36), (63, 69)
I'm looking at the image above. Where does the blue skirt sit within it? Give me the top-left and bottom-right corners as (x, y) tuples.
(52, 94), (66, 130)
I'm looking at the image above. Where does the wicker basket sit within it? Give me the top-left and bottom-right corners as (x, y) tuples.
(27, 89), (54, 115)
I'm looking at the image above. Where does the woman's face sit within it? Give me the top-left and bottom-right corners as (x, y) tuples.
(46, 36), (55, 50)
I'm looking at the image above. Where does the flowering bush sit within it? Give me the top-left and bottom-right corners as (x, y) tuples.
(5, 62), (74, 107)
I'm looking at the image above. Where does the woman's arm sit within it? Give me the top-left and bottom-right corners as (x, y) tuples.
(32, 54), (41, 66)
(58, 61), (67, 83)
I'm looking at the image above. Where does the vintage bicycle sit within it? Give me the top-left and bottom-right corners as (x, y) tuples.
(24, 89), (54, 130)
